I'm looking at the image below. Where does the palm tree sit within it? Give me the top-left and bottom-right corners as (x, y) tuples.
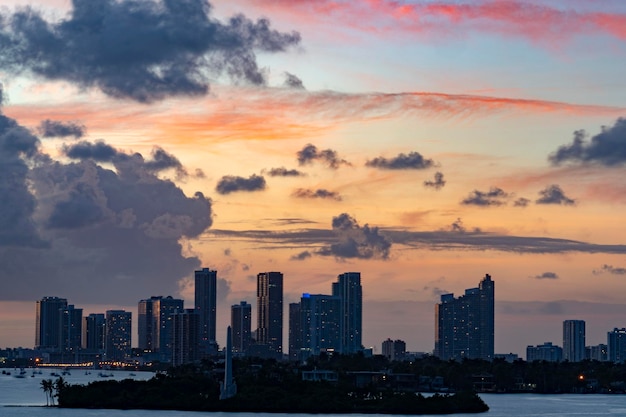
(40, 379), (53, 406)
(53, 377), (68, 406)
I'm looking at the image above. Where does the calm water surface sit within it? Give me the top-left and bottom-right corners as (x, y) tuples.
(2, 369), (626, 417)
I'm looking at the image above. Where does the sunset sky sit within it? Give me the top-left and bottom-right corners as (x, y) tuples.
(1, 0), (626, 357)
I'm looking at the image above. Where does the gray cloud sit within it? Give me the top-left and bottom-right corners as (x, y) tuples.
(366, 151), (435, 170)
(593, 264), (626, 275)
(536, 184), (575, 206)
(423, 171), (446, 190)
(514, 197), (530, 207)
(63, 140), (119, 162)
(317, 213), (391, 260)
(290, 250), (312, 261)
(216, 174), (266, 194)
(297, 143), (350, 169)
(292, 188), (342, 201)
(461, 187), (509, 206)
(284, 72), (305, 89)
(38, 119), (85, 139)
(0, 0), (300, 102)
(144, 147), (187, 177)
(534, 272), (559, 280)
(549, 118), (626, 166)
(265, 167), (305, 177)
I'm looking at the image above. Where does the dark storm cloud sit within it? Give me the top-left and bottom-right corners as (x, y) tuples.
(0, 113), (46, 248)
(0, 0), (300, 102)
(534, 272), (559, 280)
(265, 167), (305, 177)
(292, 188), (342, 201)
(296, 143), (350, 169)
(63, 140), (119, 162)
(423, 171), (446, 190)
(38, 119), (85, 139)
(284, 72), (305, 89)
(536, 184), (575, 206)
(593, 264), (626, 275)
(365, 151), (435, 170)
(318, 213), (391, 259)
(549, 118), (626, 166)
(216, 174), (266, 194)
(47, 184), (105, 229)
(514, 197), (530, 207)
(290, 250), (312, 261)
(461, 187), (509, 206)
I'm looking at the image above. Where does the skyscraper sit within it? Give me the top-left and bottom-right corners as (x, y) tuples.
(195, 268), (217, 353)
(288, 302), (302, 361)
(257, 271), (283, 356)
(300, 293), (341, 357)
(105, 310), (132, 361)
(36, 296), (68, 351)
(608, 328), (626, 363)
(231, 301), (251, 354)
(171, 309), (200, 366)
(563, 320), (586, 362)
(152, 296), (184, 362)
(434, 274), (495, 361)
(332, 272), (362, 354)
(59, 304), (83, 354)
(82, 313), (105, 351)
(138, 296), (160, 351)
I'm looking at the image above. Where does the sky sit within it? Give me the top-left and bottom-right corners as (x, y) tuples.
(1, 0), (626, 358)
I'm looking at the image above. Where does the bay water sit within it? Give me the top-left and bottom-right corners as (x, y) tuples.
(1, 368), (625, 416)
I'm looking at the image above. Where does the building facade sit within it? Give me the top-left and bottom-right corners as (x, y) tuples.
(152, 296), (184, 362)
(195, 268), (217, 354)
(137, 296), (161, 351)
(231, 301), (252, 354)
(82, 313), (105, 351)
(563, 320), (586, 362)
(59, 304), (83, 354)
(434, 274), (495, 361)
(105, 310), (132, 361)
(382, 338), (406, 361)
(171, 309), (200, 366)
(608, 328), (626, 363)
(526, 342), (563, 362)
(288, 302), (302, 361)
(332, 272), (363, 354)
(256, 272), (283, 357)
(35, 296), (68, 351)
(300, 293), (341, 357)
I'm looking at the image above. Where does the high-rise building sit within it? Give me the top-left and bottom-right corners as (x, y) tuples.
(231, 301), (251, 354)
(300, 293), (341, 357)
(35, 296), (68, 351)
(152, 296), (184, 362)
(138, 296), (161, 351)
(105, 310), (132, 361)
(526, 342), (563, 362)
(332, 272), (362, 354)
(171, 309), (200, 366)
(608, 328), (626, 363)
(82, 313), (105, 351)
(434, 274), (495, 361)
(288, 302), (302, 361)
(257, 272), (283, 356)
(59, 304), (83, 354)
(563, 320), (586, 362)
(195, 268), (217, 353)
(587, 344), (608, 361)
(382, 338), (406, 361)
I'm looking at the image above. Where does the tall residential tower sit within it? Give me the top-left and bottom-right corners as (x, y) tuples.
(195, 268), (217, 354)
(257, 272), (283, 357)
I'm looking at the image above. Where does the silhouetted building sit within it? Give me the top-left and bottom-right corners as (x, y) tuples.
(153, 296), (184, 362)
(435, 274), (495, 361)
(608, 328), (626, 363)
(195, 268), (217, 355)
(587, 344), (608, 361)
(256, 272), (283, 357)
(172, 309), (199, 366)
(563, 320), (586, 362)
(300, 293), (341, 358)
(36, 296), (68, 351)
(526, 342), (562, 362)
(82, 313), (105, 351)
(105, 310), (132, 361)
(138, 296), (161, 351)
(59, 304), (82, 354)
(332, 272), (362, 354)
(231, 301), (251, 354)
(288, 302), (302, 361)
(382, 338), (406, 361)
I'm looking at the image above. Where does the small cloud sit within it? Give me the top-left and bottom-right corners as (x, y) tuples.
(241, 263), (250, 271)
(534, 272), (559, 279)
(63, 140), (119, 162)
(448, 218), (481, 234)
(536, 184), (575, 206)
(318, 213), (391, 260)
(514, 197), (530, 207)
(366, 151), (435, 170)
(297, 143), (350, 169)
(290, 250), (312, 261)
(284, 72), (305, 89)
(593, 264), (626, 275)
(265, 167), (305, 177)
(224, 248), (232, 256)
(292, 188), (342, 201)
(194, 168), (206, 178)
(38, 119), (85, 139)
(461, 187), (509, 206)
(216, 174), (266, 195)
(423, 171), (446, 190)
(144, 146), (187, 177)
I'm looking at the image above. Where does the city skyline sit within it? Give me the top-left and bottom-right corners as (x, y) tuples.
(1, 0), (626, 355)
